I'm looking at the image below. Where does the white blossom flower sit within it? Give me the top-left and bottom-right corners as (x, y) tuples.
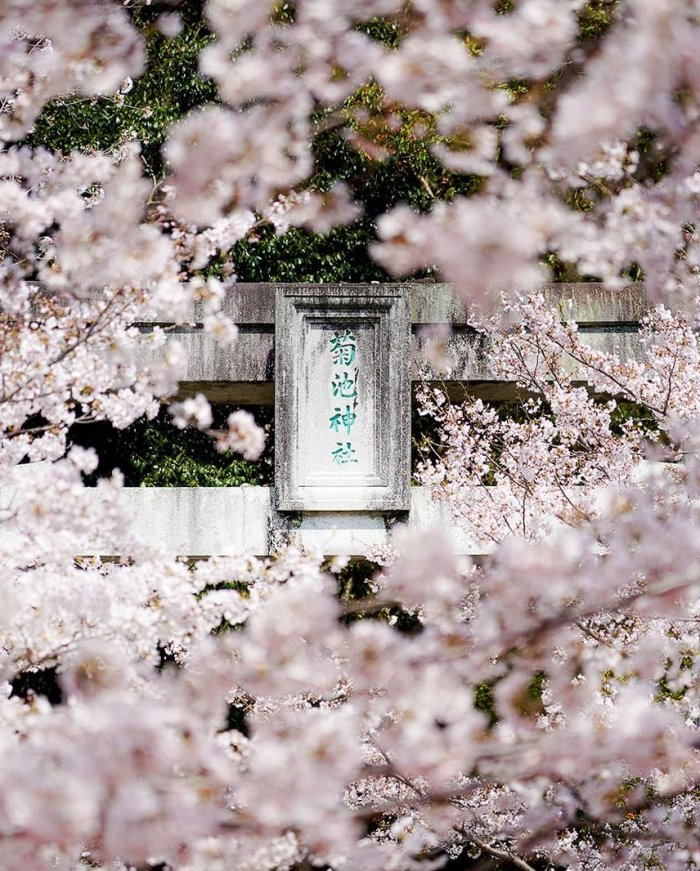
(170, 394), (213, 431)
(217, 410), (266, 460)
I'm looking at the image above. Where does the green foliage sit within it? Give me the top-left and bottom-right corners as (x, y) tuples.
(474, 672), (547, 730)
(70, 405), (273, 487)
(226, 703), (250, 736)
(609, 399), (658, 439)
(25, 0), (633, 285)
(272, 0), (297, 26)
(127, 407), (273, 486)
(28, 2), (217, 177)
(235, 83), (483, 282)
(577, 0), (620, 43)
(474, 681), (497, 728)
(655, 653), (694, 704)
(232, 221), (391, 283)
(633, 127), (671, 184)
(516, 671), (547, 718)
(336, 559), (379, 603)
(542, 252), (597, 283)
(356, 16), (404, 48)
(335, 559), (424, 635)
(27, 0), (484, 283)
(655, 673), (687, 703)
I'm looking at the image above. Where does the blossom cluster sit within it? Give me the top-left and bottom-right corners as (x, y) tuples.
(168, 0), (700, 304)
(3, 454), (700, 869)
(2, 1), (700, 869)
(417, 293), (700, 543)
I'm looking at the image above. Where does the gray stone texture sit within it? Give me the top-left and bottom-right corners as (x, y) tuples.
(134, 283), (649, 404)
(0, 478), (484, 557)
(274, 285), (411, 511)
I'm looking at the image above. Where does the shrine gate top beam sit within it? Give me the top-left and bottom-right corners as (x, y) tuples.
(135, 282), (648, 405)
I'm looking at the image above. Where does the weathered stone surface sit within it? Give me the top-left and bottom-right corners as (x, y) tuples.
(113, 486), (271, 555)
(409, 281), (644, 324)
(275, 286), (411, 511)
(0, 483), (485, 556)
(159, 329), (644, 404)
(136, 328), (274, 381)
(0, 481), (272, 556)
(135, 284), (649, 404)
(143, 282), (646, 326)
(539, 284), (646, 325)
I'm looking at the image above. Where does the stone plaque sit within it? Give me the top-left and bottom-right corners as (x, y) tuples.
(275, 286), (410, 511)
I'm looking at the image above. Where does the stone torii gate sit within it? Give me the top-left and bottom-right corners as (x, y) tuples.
(15, 283), (650, 557)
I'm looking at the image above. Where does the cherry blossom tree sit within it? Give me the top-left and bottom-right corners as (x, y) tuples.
(416, 293), (700, 543)
(3, 1), (700, 869)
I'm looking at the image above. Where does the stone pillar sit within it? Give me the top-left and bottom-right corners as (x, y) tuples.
(275, 285), (411, 511)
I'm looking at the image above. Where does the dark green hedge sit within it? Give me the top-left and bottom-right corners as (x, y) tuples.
(26, 1), (627, 287)
(26, 3), (486, 283)
(27, 2), (627, 287)
(69, 406), (274, 487)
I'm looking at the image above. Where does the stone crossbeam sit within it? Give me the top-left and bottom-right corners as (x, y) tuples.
(136, 283), (647, 403)
(0, 483), (485, 557)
